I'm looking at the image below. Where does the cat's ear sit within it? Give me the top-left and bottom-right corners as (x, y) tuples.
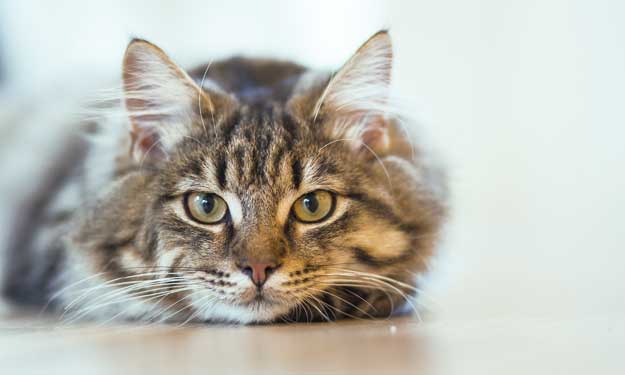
(122, 39), (232, 161)
(312, 31), (396, 156)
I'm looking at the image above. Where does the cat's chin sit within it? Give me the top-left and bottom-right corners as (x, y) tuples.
(190, 295), (291, 324)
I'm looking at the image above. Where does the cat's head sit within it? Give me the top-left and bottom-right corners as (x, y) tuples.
(73, 31), (447, 323)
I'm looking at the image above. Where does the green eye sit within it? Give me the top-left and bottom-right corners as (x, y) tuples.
(292, 190), (335, 223)
(185, 192), (228, 224)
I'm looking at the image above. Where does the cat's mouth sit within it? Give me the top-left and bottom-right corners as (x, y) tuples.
(239, 287), (283, 307)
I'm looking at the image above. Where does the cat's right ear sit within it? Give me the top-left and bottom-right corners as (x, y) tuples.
(122, 39), (234, 162)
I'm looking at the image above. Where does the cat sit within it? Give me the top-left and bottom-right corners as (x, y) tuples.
(1, 31), (448, 324)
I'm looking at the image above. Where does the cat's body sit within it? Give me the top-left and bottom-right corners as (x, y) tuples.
(2, 32), (448, 324)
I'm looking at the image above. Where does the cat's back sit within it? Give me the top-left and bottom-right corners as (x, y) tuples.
(188, 57), (310, 104)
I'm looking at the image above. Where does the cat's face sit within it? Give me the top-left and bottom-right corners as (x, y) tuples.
(150, 106), (436, 322)
(71, 31), (446, 323)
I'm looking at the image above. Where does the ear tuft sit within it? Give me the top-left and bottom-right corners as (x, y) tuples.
(122, 39), (209, 162)
(313, 31), (395, 156)
(313, 30), (393, 119)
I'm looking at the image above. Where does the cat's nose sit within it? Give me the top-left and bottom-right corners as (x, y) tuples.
(239, 262), (280, 287)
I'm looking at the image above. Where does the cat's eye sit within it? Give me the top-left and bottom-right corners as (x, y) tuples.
(292, 190), (335, 223)
(185, 192), (228, 224)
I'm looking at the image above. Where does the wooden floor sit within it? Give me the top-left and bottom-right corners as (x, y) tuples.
(1, 312), (623, 374)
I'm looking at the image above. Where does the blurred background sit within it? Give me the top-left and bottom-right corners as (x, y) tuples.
(0, 0), (624, 325)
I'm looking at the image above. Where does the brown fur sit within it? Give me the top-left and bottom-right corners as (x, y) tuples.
(4, 31), (448, 323)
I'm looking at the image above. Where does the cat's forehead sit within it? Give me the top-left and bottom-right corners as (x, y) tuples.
(216, 106), (308, 190)
(218, 104), (305, 151)
(171, 105), (348, 199)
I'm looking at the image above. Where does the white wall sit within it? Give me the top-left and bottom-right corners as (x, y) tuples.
(0, 0), (387, 91)
(387, 0), (625, 320)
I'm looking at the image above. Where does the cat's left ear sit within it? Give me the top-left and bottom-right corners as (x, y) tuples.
(311, 31), (396, 156)
(122, 39), (233, 161)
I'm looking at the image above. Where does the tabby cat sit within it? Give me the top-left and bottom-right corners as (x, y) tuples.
(1, 31), (447, 324)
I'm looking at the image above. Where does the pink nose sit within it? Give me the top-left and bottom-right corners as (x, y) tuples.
(239, 262), (279, 287)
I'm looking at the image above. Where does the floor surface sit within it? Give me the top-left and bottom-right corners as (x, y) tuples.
(1, 313), (623, 374)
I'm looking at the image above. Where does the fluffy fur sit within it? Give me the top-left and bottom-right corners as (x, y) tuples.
(2, 31), (448, 324)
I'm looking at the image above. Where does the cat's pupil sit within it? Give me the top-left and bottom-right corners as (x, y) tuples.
(200, 194), (215, 213)
(303, 194), (319, 213)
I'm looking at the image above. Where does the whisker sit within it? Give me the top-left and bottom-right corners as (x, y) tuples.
(317, 271), (422, 320)
(316, 137), (392, 189)
(158, 289), (211, 323)
(61, 275), (190, 312)
(60, 272), (187, 311)
(308, 287), (374, 320)
(304, 292), (344, 321)
(325, 268), (422, 292)
(40, 272), (107, 316)
(197, 60), (216, 140)
(63, 284), (201, 324)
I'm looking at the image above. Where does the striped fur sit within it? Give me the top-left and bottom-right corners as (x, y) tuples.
(2, 31), (448, 324)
